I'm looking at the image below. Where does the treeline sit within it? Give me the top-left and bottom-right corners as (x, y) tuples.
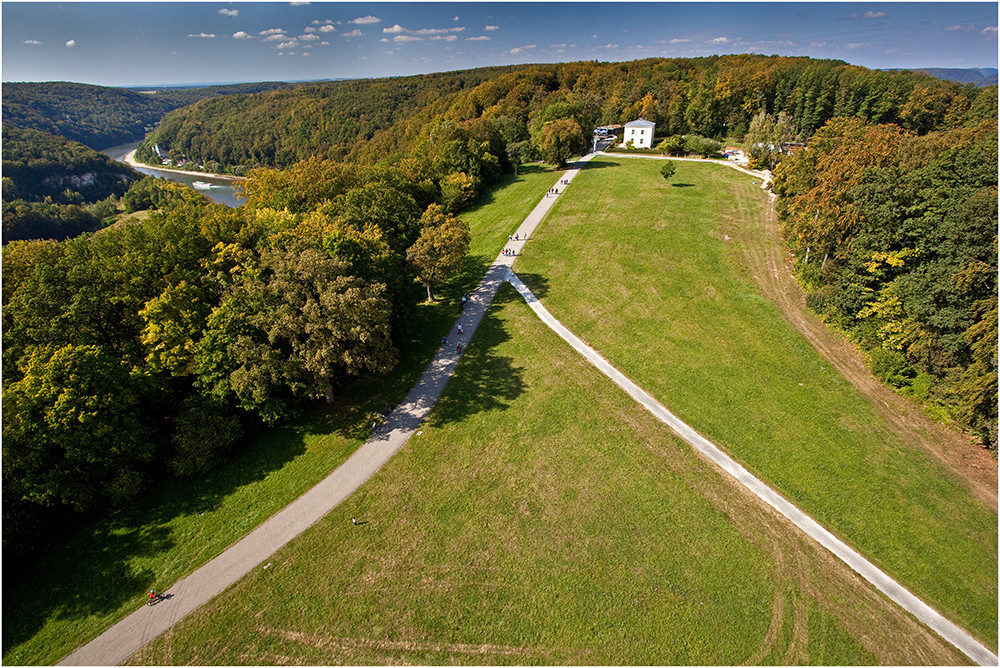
(772, 112), (998, 449)
(1, 81), (293, 150)
(2, 125), (142, 241)
(138, 56), (990, 173)
(2, 156), (472, 558)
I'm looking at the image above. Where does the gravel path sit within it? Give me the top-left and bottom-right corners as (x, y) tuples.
(504, 269), (997, 667)
(57, 154), (595, 666)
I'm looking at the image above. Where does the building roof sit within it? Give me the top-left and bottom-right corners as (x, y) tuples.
(624, 118), (656, 128)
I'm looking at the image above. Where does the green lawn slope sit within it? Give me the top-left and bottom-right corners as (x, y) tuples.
(127, 283), (966, 665)
(515, 155), (998, 648)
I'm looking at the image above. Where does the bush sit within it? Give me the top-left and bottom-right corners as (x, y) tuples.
(868, 347), (916, 388)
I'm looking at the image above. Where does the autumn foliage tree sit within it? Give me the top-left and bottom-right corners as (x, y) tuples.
(406, 204), (471, 302)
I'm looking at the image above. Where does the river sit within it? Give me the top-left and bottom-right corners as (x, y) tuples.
(101, 142), (242, 208)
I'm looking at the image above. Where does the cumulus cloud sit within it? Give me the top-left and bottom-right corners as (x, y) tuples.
(188, 32), (216, 38)
(259, 28), (285, 35)
(669, 38), (691, 44)
(550, 43), (567, 48)
(810, 40), (828, 48)
(983, 26), (999, 35)
(350, 15), (381, 24)
(319, 24), (335, 32)
(277, 39), (299, 49)
(846, 42), (869, 49)
(451, 16), (459, 21)
(298, 33), (320, 41)
(233, 31), (252, 39)
(484, 25), (499, 31)
(708, 36), (729, 44)
(23, 39), (41, 45)
(864, 11), (887, 19)
(508, 44), (535, 54)
(263, 33), (287, 42)
(412, 26), (464, 35)
(394, 34), (421, 42)
(466, 35), (491, 41)
(383, 24), (407, 34)
(944, 24), (975, 32)
(340, 29), (363, 37)
(431, 34), (458, 41)
(65, 39), (77, 47)
(219, 8), (238, 17)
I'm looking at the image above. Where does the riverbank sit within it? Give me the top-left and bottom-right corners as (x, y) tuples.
(123, 150), (247, 181)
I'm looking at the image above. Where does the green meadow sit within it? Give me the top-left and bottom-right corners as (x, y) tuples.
(127, 283), (965, 665)
(515, 155), (998, 648)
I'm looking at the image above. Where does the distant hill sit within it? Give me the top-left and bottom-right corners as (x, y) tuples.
(1, 81), (293, 150)
(886, 67), (998, 87)
(138, 55), (992, 172)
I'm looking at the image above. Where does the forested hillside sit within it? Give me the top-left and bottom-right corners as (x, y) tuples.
(138, 55), (988, 172)
(1, 81), (292, 150)
(2, 153), (475, 558)
(773, 110), (998, 448)
(1, 125), (141, 241)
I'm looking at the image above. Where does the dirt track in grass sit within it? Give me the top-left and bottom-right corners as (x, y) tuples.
(726, 189), (997, 509)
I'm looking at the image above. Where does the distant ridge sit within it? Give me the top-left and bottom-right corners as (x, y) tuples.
(885, 67), (998, 87)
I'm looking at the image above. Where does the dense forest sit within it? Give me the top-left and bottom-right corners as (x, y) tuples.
(773, 114), (998, 448)
(2, 55), (996, 564)
(2, 154), (474, 559)
(1, 125), (142, 241)
(137, 56), (990, 172)
(2, 81), (292, 150)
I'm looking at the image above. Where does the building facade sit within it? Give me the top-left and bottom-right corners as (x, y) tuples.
(623, 118), (656, 149)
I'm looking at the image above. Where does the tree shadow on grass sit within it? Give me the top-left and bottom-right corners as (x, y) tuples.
(512, 272), (550, 301)
(2, 420), (311, 661)
(671, 183), (695, 188)
(426, 286), (526, 429)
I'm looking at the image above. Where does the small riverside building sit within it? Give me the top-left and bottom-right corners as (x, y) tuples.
(623, 118), (656, 149)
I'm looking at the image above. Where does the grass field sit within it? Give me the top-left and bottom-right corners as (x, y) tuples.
(1, 164), (560, 666)
(515, 155), (998, 648)
(127, 284), (966, 665)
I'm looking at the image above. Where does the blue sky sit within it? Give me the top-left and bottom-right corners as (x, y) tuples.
(2, 2), (997, 87)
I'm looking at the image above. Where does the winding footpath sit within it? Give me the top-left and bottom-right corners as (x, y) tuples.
(58, 154), (596, 666)
(59, 151), (996, 666)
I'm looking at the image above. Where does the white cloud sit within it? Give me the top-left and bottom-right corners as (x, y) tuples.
(484, 25), (499, 31)
(550, 43), (567, 48)
(983, 26), (999, 35)
(466, 35), (491, 41)
(340, 29), (363, 37)
(350, 15), (381, 24)
(299, 33), (320, 41)
(219, 8), (238, 17)
(394, 34), (422, 42)
(708, 36), (729, 44)
(846, 42), (869, 49)
(259, 28), (285, 35)
(188, 32), (216, 38)
(600, 43), (619, 49)
(944, 24), (975, 32)
(669, 38), (690, 44)
(864, 11), (887, 19)
(412, 26), (464, 35)
(23, 39), (41, 45)
(451, 16), (459, 21)
(277, 39), (299, 49)
(383, 24), (407, 34)
(809, 40), (828, 48)
(508, 44), (535, 54)
(65, 39), (77, 47)
(319, 24), (335, 33)
(431, 35), (458, 42)
(233, 31), (252, 39)
(263, 33), (287, 42)
(380, 38), (390, 42)
(304, 26), (317, 33)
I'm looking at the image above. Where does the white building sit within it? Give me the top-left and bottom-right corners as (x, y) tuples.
(623, 118), (656, 149)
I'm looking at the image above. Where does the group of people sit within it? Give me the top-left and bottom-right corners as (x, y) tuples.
(503, 248), (516, 256)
